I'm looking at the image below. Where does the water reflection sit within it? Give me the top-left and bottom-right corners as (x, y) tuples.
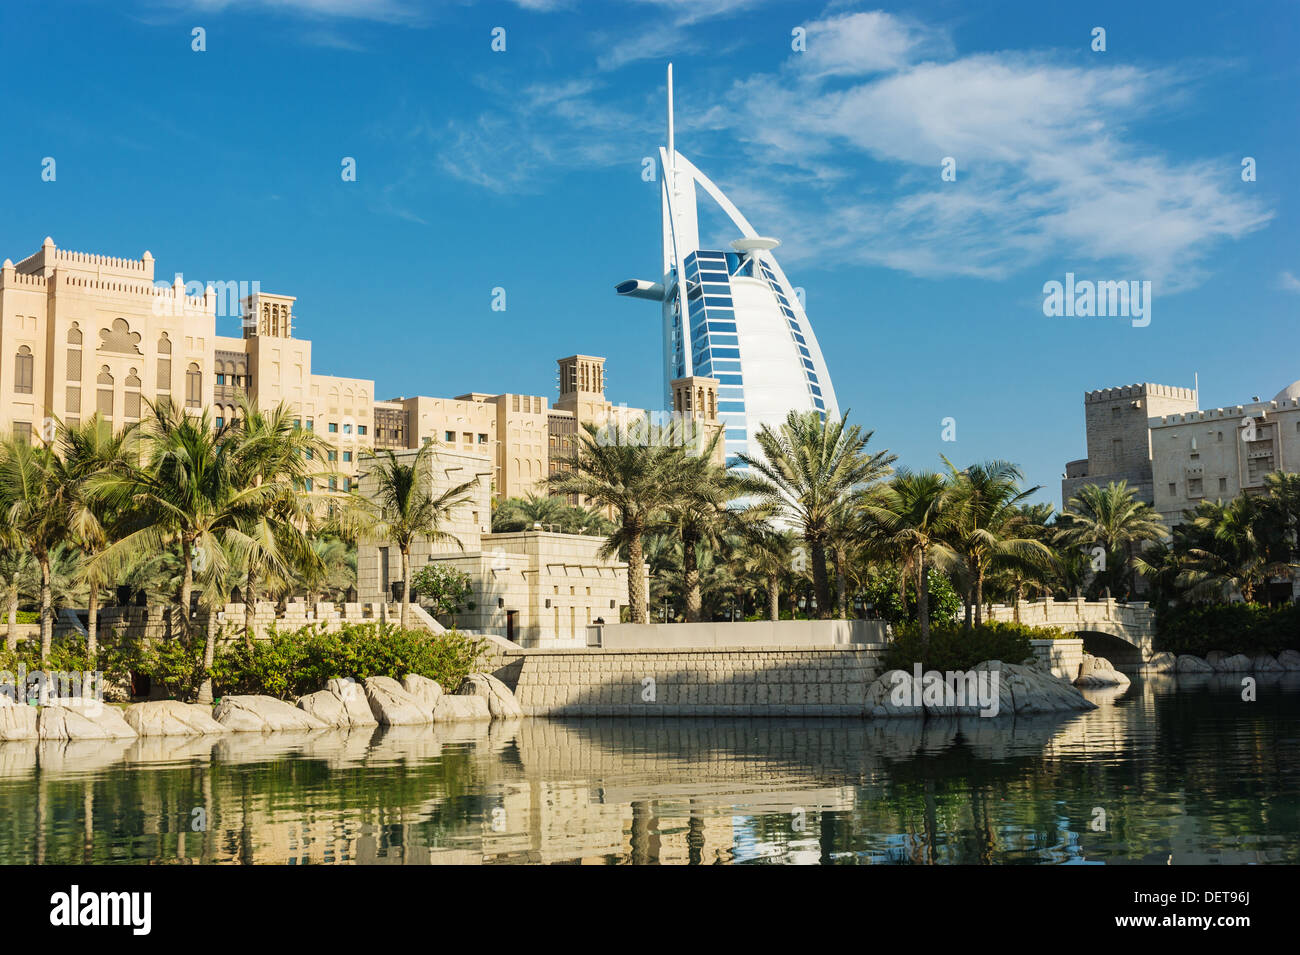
(1, 674), (1297, 865)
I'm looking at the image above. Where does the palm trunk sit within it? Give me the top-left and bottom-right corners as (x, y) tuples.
(626, 526), (647, 624)
(834, 548), (847, 619)
(5, 579), (17, 653)
(39, 555), (52, 667)
(963, 592), (973, 630)
(399, 548), (411, 630)
(918, 551), (931, 660)
(199, 620), (217, 705)
(973, 568), (985, 626)
(243, 567), (257, 649)
(768, 574), (779, 622)
(179, 539), (194, 644)
(682, 533), (701, 623)
(1013, 580), (1023, 622)
(86, 583), (99, 669)
(809, 536), (831, 619)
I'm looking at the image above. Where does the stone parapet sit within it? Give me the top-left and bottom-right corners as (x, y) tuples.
(490, 645), (883, 718)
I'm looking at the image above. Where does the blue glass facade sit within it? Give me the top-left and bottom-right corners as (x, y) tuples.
(682, 250), (750, 461)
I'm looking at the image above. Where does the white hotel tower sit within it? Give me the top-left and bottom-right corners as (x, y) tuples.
(616, 65), (840, 467)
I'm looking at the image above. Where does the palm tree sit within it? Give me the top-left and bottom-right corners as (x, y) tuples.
(661, 434), (751, 621)
(548, 422), (689, 624)
(58, 415), (137, 668)
(943, 458), (1054, 625)
(863, 470), (964, 657)
(0, 505), (30, 652)
(740, 526), (797, 622)
(92, 401), (280, 703)
(227, 398), (327, 644)
(738, 410), (895, 618)
(1174, 495), (1280, 602)
(0, 435), (69, 665)
(350, 443), (476, 629)
(492, 493), (569, 532)
(1056, 481), (1165, 598)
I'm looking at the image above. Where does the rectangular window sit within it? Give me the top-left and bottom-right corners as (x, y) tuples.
(1169, 483), (1176, 496)
(328, 422), (338, 433)
(444, 431), (455, 442)
(216, 417), (225, 429)
(306, 418), (313, 431)
(343, 451), (352, 462)
(344, 423), (352, 434)
(66, 387), (81, 413)
(358, 425), (367, 436)
(477, 433), (488, 444)
(216, 374), (225, 385)
(328, 450), (337, 462)
(1219, 477), (1227, 492)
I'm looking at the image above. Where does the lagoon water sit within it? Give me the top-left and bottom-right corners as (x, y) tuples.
(2, 673), (1298, 864)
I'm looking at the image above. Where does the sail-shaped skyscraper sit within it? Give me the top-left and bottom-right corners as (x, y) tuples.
(616, 65), (840, 467)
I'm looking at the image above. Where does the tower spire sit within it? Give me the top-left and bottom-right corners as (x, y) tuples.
(666, 63), (675, 188)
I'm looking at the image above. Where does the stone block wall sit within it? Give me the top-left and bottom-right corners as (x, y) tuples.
(1028, 638), (1084, 681)
(490, 646), (885, 717)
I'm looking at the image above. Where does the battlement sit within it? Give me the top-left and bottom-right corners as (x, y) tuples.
(1153, 397), (1300, 426)
(9, 238), (155, 282)
(1084, 382), (1198, 404)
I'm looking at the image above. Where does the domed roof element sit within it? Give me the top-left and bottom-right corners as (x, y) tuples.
(1272, 380), (1300, 403)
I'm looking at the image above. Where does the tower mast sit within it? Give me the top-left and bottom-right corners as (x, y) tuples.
(666, 63), (675, 189)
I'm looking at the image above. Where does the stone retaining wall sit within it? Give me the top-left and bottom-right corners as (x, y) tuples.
(1028, 638), (1085, 681)
(488, 645), (886, 717)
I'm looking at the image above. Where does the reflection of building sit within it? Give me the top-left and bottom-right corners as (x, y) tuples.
(354, 444), (631, 646)
(616, 66), (839, 469)
(1063, 379), (1300, 525)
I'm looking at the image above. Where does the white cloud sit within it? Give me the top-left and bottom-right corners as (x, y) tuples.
(1281, 271), (1300, 293)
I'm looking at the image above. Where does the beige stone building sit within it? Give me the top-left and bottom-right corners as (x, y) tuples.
(1062, 383), (1200, 508)
(1149, 380), (1300, 524)
(1063, 378), (1300, 525)
(0, 238), (372, 491)
(354, 444), (632, 646)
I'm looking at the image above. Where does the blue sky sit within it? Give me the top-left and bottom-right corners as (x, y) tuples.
(2, 0), (1296, 507)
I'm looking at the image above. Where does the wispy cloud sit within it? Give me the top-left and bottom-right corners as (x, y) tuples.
(1281, 270), (1300, 293)
(437, 7), (1270, 291)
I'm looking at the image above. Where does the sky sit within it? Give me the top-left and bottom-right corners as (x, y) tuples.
(1, 0), (1296, 507)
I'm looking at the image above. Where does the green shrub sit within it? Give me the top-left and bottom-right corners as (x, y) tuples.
(208, 622), (488, 700)
(863, 570), (962, 626)
(884, 620), (1058, 671)
(1155, 602), (1300, 656)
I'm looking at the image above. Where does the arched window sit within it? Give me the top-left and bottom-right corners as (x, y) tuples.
(14, 346), (33, 394)
(185, 363), (202, 408)
(124, 369), (142, 419)
(97, 366), (113, 416)
(67, 322), (82, 346)
(157, 333), (172, 393)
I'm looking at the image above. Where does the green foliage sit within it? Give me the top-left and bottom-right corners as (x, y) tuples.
(1155, 602), (1300, 656)
(207, 622), (488, 701)
(15, 611), (38, 624)
(885, 620), (1055, 671)
(410, 564), (475, 618)
(863, 570), (961, 626)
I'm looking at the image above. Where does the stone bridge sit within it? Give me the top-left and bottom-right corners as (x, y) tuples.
(984, 598), (1156, 665)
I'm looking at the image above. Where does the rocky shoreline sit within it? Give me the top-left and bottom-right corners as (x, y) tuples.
(1147, 649), (1300, 674)
(0, 672), (524, 742)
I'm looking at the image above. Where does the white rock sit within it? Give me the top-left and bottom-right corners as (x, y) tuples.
(1206, 650), (1228, 669)
(328, 678), (378, 727)
(297, 690), (351, 727)
(1218, 653), (1253, 672)
(1074, 653), (1131, 688)
(213, 695), (329, 732)
(1175, 654), (1213, 673)
(456, 673), (522, 719)
(864, 669), (925, 717)
(402, 674), (444, 712)
(0, 696), (38, 741)
(1251, 653), (1283, 672)
(1146, 651), (1177, 672)
(432, 694), (491, 722)
(124, 700), (229, 736)
(38, 701), (138, 740)
(1277, 649), (1300, 671)
(363, 676), (434, 725)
